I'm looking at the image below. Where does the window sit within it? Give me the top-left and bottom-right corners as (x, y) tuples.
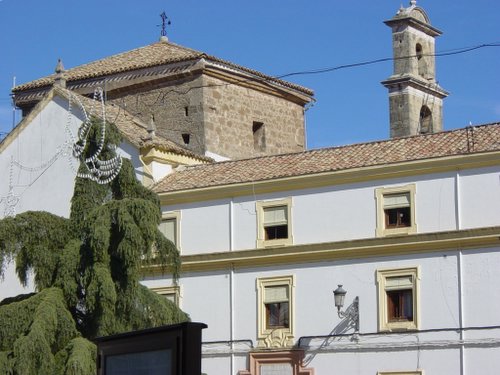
(377, 267), (420, 331)
(159, 211), (180, 249)
(375, 185), (416, 237)
(257, 276), (295, 348)
(265, 285), (289, 329)
(252, 121), (266, 151)
(256, 198), (293, 248)
(181, 133), (190, 145)
(150, 285), (181, 307)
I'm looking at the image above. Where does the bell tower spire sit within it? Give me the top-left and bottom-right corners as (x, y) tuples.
(381, 1), (448, 138)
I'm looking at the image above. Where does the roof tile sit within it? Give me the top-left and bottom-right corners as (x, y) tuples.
(152, 123), (500, 193)
(13, 41), (313, 96)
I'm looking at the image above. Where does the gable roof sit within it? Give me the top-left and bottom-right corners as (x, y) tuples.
(1, 86), (212, 162)
(12, 40), (313, 96)
(152, 123), (500, 194)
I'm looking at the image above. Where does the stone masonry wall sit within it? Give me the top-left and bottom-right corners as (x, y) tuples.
(392, 28), (436, 81)
(389, 91), (443, 138)
(202, 75), (306, 159)
(107, 75), (206, 155)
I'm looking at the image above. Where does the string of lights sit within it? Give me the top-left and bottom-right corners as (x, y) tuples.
(69, 88), (123, 184)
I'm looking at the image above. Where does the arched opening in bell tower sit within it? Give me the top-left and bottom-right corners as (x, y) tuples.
(419, 105), (433, 134)
(415, 43), (427, 78)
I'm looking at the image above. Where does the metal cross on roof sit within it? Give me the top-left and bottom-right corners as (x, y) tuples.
(159, 11), (171, 37)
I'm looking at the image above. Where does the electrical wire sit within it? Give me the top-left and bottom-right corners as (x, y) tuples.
(1, 41), (499, 107)
(276, 42), (500, 79)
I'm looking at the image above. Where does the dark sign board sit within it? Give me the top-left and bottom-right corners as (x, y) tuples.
(95, 322), (207, 375)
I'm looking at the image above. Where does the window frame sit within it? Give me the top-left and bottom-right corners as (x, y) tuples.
(375, 184), (416, 237)
(257, 275), (295, 348)
(256, 198), (293, 248)
(376, 266), (420, 332)
(150, 285), (181, 307)
(159, 211), (181, 250)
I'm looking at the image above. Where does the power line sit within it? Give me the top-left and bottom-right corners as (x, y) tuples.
(121, 41), (499, 113)
(275, 42), (500, 79)
(2, 42), (498, 107)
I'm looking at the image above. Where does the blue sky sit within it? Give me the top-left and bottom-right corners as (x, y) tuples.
(0, 0), (498, 149)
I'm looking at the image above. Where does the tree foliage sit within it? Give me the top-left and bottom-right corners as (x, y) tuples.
(0, 119), (188, 375)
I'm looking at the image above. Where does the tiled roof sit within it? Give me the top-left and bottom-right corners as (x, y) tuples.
(152, 123), (500, 193)
(54, 87), (212, 161)
(13, 40), (313, 96)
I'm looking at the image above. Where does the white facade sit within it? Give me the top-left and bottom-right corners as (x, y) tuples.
(2, 101), (499, 374)
(141, 164), (500, 375)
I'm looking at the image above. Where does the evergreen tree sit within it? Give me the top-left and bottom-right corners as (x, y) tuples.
(0, 119), (187, 374)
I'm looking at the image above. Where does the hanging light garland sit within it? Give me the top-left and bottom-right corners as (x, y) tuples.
(68, 87), (122, 185)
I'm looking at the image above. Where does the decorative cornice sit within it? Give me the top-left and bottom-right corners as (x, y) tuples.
(381, 74), (449, 98)
(140, 146), (209, 166)
(143, 227), (500, 274)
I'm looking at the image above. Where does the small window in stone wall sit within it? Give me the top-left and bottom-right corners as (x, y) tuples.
(182, 133), (190, 145)
(184, 106), (189, 116)
(253, 121), (266, 151)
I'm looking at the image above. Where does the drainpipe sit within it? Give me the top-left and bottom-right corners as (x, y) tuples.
(455, 169), (465, 375)
(229, 198), (235, 375)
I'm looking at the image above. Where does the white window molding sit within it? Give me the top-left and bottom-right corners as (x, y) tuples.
(375, 184), (416, 237)
(150, 285), (181, 307)
(257, 275), (295, 348)
(256, 198), (293, 248)
(377, 266), (421, 331)
(160, 211), (181, 250)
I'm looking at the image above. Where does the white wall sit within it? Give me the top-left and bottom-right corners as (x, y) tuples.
(165, 170), (499, 254)
(163, 247), (500, 375)
(163, 199), (231, 254)
(459, 167), (500, 229)
(0, 96), (82, 219)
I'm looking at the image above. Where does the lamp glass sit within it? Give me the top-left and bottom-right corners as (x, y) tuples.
(333, 284), (347, 309)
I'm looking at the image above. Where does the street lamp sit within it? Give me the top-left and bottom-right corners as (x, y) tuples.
(333, 284), (359, 332)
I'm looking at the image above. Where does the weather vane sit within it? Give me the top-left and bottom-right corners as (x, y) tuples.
(159, 11), (171, 38)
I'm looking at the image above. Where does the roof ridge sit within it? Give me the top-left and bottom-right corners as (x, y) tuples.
(12, 40), (314, 97)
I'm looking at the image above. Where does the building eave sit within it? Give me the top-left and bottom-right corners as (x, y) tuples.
(157, 150), (500, 205)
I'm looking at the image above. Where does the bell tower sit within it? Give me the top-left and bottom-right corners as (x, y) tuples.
(382, 1), (448, 138)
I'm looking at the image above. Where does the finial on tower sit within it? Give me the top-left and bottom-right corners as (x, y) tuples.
(147, 114), (156, 139)
(410, 0), (417, 6)
(54, 58), (66, 88)
(159, 11), (171, 42)
(55, 59), (65, 74)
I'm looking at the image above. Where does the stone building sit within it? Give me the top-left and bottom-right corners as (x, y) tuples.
(12, 38), (314, 160)
(381, 0), (448, 137)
